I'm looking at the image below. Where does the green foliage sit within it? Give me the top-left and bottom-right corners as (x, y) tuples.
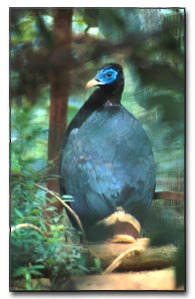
(12, 264), (45, 290)
(76, 8), (142, 40)
(10, 100), (101, 291)
(137, 12), (184, 121)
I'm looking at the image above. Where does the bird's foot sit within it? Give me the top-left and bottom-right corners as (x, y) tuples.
(110, 234), (136, 243)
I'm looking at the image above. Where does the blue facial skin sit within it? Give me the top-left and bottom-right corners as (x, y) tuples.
(95, 68), (118, 85)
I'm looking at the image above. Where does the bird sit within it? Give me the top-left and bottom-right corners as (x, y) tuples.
(59, 63), (155, 242)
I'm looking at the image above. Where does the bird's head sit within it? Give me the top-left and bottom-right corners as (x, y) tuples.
(86, 63), (124, 99)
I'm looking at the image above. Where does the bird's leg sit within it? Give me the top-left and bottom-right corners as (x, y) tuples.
(108, 209), (141, 243)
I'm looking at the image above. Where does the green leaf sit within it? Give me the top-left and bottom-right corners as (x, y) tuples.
(62, 195), (74, 202)
(13, 266), (28, 278)
(14, 209), (23, 219)
(31, 264), (45, 270)
(11, 151), (21, 173)
(94, 258), (102, 272)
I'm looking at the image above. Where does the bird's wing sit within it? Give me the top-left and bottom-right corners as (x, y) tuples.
(60, 129), (118, 227)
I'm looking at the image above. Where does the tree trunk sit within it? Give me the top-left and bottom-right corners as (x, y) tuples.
(48, 9), (73, 192)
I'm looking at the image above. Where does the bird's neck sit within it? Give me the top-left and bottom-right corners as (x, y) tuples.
(97, 88), (122, 105)
(65, 88), (122, 136)
(84, 88), (122, 109)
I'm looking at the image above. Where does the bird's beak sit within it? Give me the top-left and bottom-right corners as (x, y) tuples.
(85, 78), (101, 89)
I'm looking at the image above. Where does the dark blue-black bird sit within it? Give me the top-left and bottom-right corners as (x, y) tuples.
(59, 63), (155, 242)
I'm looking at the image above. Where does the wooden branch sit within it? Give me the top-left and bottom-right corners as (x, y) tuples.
(34, 183), (86, 242)
(103, 240), (148, 274)
(84, 238), (177, 271)
(154, 191), (184, 201)
(11, 223), (45, 237)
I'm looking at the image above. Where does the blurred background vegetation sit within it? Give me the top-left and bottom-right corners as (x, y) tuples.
(10, 8), (185, 290)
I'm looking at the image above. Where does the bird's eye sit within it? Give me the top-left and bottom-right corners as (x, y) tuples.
(106, 72), (112, 78)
